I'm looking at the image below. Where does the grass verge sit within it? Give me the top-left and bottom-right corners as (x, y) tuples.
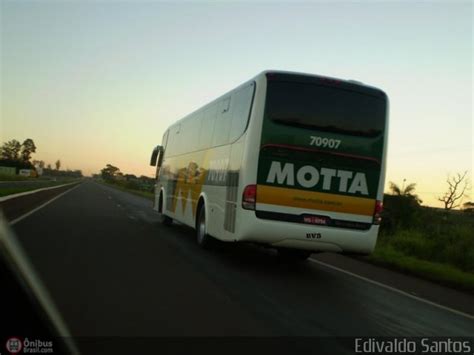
(363, 245), (474, 293)
(0, 174), (31, 181)
(0, 181), (74, 197)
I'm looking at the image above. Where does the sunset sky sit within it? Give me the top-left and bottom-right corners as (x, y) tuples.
(1, 1), (472, 208)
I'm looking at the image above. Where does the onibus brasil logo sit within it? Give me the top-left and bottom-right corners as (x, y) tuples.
(5, 337), (22, 354)
(5, 337), (53, 354)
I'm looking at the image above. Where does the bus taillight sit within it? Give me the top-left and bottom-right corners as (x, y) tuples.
(242, 185), (257, 210)
(373, 200), (383, 225)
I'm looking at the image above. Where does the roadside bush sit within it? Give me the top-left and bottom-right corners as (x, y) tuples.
(380, 220), (474, 273)
(124, 180), (140, 190)
(440, 224), (474, 272)
(381, 194), (421, 234)
(444, 242), (474, 273)
(106, 178), (154, 195)
(371, 193), (473, 289)
(390, 230), (437, 261)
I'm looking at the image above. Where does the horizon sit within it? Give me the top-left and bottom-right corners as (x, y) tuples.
(1, 1), (472, 208)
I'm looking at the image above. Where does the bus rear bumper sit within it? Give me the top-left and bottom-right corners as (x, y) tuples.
(271, 239), (344, 253)
(236, 216), (379, 254)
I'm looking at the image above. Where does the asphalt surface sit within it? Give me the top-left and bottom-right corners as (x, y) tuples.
(10, 181), (474, 343)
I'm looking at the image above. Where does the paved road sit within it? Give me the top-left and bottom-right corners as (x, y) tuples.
(10, 182), (474, 343)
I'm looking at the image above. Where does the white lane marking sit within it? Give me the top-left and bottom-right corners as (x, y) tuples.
(10, 184), (82, 226)
(0, 181), (79, 202)
(308, 258), (474, 320)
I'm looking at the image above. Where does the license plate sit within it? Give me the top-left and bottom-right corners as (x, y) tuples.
(303, 215), (329, 225)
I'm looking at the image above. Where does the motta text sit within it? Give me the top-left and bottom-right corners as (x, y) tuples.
(266, 161), (369, 195)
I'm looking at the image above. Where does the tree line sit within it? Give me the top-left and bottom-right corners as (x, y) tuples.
(381, 176), (473, 274)
(387, 172), (471, 214)
(383, 173), (472, 236)
(97, 164), (154, 192)
(0, 138), (82, 178)
(0, 138), (37, 170)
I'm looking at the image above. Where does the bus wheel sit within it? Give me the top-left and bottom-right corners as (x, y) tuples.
(159, 194), (172, 226)
(277, 248), (311, 262)
(196, 205), (212, 248)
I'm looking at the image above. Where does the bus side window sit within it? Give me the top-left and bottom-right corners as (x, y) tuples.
(212, 97), (232, 147)
(198, 103), (217, 150)
(166, 124), (180, 157)
(174, 124), (183, 155)
(229, 83), (255, 142)
(188, 112), (202, 152)
(179, 121), (192, 155)
(162, 130), (169, 151)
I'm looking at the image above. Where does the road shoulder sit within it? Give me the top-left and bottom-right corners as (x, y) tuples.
(311, 252), (474, 318)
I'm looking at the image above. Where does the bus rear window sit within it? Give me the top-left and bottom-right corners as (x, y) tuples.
(266, 81), (386, 137)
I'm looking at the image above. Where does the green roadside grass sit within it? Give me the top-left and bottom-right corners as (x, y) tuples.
(363, 245), (474, 293)
(0, 187), (47, 197)
(0, 174), (82, 183)
(0, 173), (31, 181)
(0, 180), (81, 197)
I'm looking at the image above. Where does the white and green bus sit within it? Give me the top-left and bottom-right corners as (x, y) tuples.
(150, 71), (388, 260)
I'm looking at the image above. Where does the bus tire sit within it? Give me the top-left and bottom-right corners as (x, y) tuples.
(158, 193), (172, 226)
(196, 204), (212, 248)
(277, 248), (311, 262)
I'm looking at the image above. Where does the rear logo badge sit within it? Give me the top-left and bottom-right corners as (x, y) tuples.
(306, 233), (322, 239)
(266, 161), (369, 195)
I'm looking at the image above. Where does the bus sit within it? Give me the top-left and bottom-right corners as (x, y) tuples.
(150, 71), (388, 260)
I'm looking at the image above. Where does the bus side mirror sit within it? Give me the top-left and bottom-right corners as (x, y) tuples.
(150, 145), (163, 167)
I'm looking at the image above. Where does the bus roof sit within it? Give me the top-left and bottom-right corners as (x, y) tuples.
(258, 70), (387, 98)
(166, 70), (387, 131)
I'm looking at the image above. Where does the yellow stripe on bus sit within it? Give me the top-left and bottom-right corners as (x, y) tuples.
(257, 185), (375, 216)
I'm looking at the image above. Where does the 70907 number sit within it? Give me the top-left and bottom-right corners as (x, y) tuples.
(309, 136), (341, 149)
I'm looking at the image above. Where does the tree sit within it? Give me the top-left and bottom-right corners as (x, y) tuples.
(101, 164), (120, 181)
(383, 181), (423, 232)
(388, 180), (422, 204)
(55, 159), (61, 171)
(437, 171), (471, 210)
(462, 201), (474, 213)
(0, 140), (21, 160)
(20, 138), (36, 162)
(47, 164), (52, 170)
